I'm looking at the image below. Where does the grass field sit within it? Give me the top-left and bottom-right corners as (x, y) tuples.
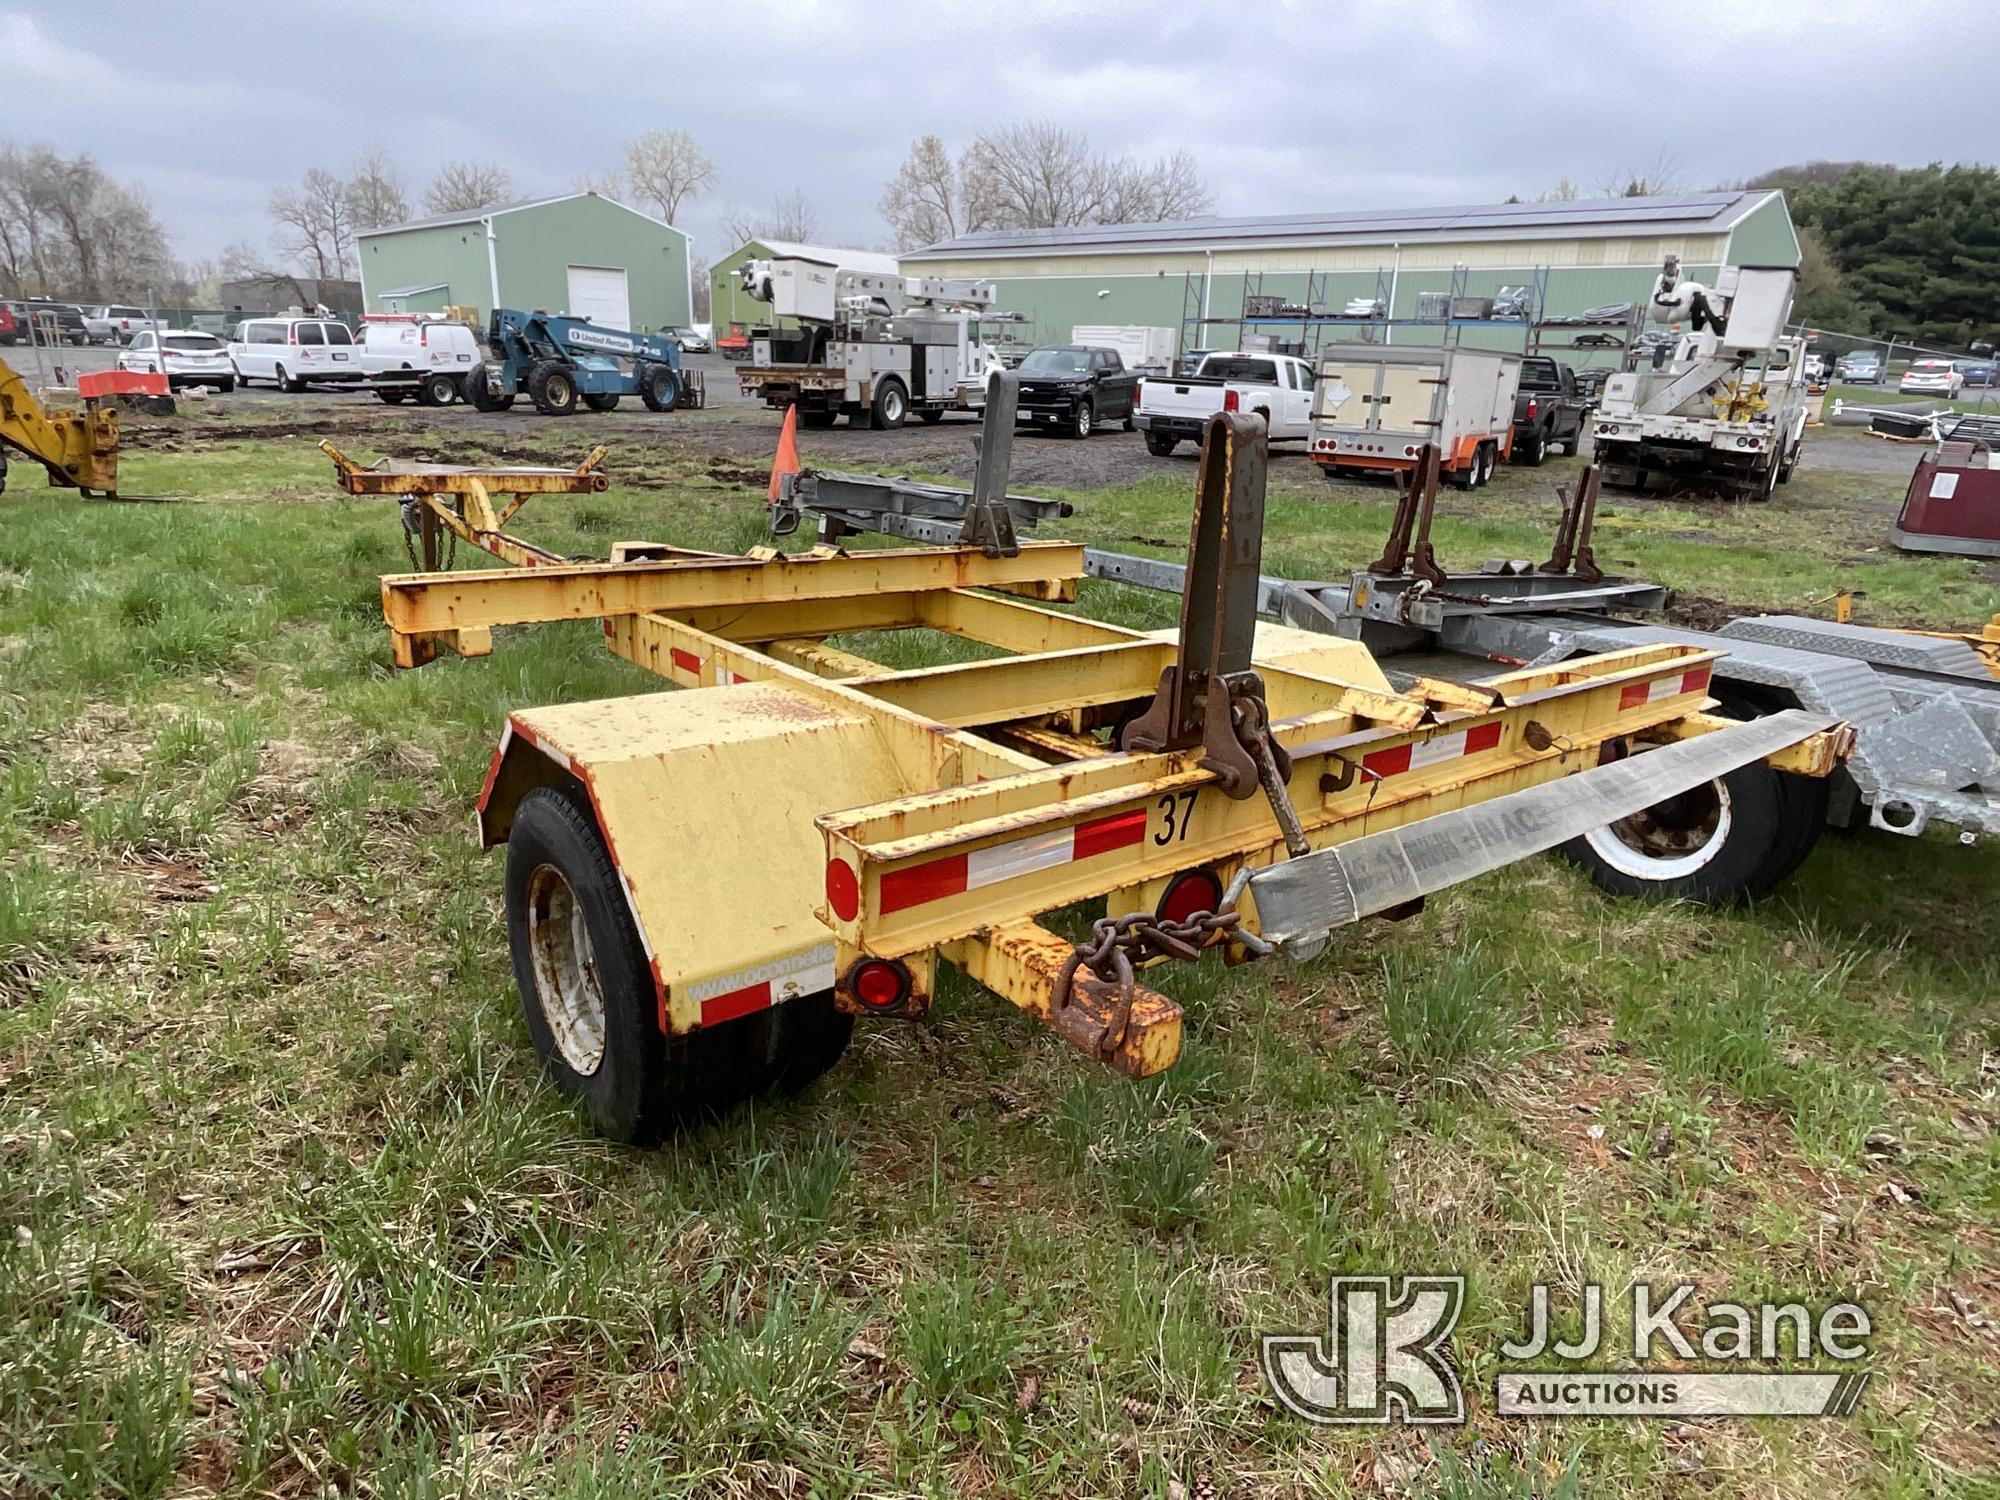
(2, 421), (1998, 1497)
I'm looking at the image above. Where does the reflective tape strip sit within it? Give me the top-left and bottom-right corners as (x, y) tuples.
(1619, 667), (1711, 712)
(878, 806), (1150, 914)
(689, 943), (838, 1026)
(1361, 719), (1503, 781)
(670, 647), (701, 675)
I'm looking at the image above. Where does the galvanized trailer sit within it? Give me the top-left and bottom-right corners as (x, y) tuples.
(362, 403), (1846, 1142)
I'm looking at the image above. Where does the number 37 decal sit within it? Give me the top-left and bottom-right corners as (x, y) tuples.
(1154, 789), (1198, 845)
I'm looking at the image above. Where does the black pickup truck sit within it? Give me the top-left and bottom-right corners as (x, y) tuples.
(1013, 345), (1138, 438)
(1511, 355), (1589, 464)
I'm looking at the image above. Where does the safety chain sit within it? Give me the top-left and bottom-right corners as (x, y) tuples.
(400, 497), (458, 572)
(1052, 907), (1240, 1057)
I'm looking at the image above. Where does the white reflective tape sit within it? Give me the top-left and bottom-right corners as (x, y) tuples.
(684, 941), (838, 1005)
(1407, 731), (1469, 770)
(966, 826), (1073, 890)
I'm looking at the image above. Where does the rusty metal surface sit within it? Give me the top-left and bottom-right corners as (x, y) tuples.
(1541, 463), (1605, 583)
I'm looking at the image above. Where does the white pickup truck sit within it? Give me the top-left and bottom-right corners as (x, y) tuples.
(1133, 351), (1317, 456)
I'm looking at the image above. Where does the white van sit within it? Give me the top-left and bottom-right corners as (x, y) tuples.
(228, 317), (363, 391)
(356, 316), (482, 405)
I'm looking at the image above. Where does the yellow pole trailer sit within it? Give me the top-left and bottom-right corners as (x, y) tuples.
(356, 412), (1848, 1144)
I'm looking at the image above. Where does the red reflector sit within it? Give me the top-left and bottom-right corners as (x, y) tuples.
(850, 958), (909, 1011)
(1362, 743), (1413, 779)
(825, 859), (859, 922)
(1158, 869), (1223, 926)
(1681, 667), (1711, 695)
(1619, 681), (1650, 711)
(669, 647), (700, 675)
(880, 855), (968, 913)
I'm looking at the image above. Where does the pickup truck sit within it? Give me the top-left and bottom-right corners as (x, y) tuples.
(83, 305), (165, 345)
(1014, 345), (1138, 438)
(1511, 355), (1588, 464)
(1134, 351), (1316, 456)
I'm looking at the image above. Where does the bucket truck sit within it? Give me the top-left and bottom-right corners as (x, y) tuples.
(1591, 258), (1811, 500)
(735, 256), (1014, 429)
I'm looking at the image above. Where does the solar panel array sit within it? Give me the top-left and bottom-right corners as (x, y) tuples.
(908, 192), (1754, 256)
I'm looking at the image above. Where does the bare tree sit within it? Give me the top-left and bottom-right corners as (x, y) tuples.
(1597, 149), (1685, 199)
(721, 189), (821, 248)
(0, 139), (175, 298)
(879, 135), (970, 250)
(421, 160), (513, 215)
(1537, 176), (1581, 202)
(689, 254), (710, 321)
(623, 129), (716, 223)
(952, 123), (1215, 233)
(268, 167), (356, 280)
(344, 148), (409, 231)
(574, 166), (629, 201)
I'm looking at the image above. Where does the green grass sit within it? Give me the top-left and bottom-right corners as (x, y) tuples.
(0, 416), (1997, 1495)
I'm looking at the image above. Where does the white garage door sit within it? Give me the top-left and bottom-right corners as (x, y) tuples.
(565, 265), (630, 330)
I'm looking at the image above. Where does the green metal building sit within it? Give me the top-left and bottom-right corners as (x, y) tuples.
(899, 191), (1799, 363)
(356, 192), (694, 332)
(707, 240), (902, 334)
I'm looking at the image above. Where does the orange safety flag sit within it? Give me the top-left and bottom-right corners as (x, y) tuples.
(767, 402), (801, 505)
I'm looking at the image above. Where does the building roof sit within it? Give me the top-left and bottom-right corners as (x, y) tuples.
(737, 239), (902, 277)
(360, 192), (690, 241)
(903, 191), (1780, 260)
(376, 283), (450, 297)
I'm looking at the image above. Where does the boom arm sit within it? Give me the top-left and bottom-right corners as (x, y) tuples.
(0, 357), (120, 495)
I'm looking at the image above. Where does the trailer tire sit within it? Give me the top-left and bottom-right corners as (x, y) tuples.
(528, 360), (578, 416)
(465, 363), (515, 412)
(583, 392), (621, 412)
(637, 362), (679, 412)
(871, 377), (908, 430)
(1145, 433), (1178, 457)
(505, 787), (700, 1142)
(735, 992), (855, 1098)
(918, 408), (944, 424)
(419, 372), (459, 407)
(1558, 695), (1825, 906)
(800, 410), (838, 429)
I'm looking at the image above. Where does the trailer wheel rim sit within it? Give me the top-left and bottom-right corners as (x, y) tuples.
(882, 385), (904, 423)
(525, 863), (607, 1076)
(1582, 779), (1734, 880)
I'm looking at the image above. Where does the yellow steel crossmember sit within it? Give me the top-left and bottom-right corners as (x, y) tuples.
(378, 542), (1087, 668)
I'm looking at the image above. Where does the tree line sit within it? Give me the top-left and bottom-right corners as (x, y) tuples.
(1751, 161), (2000, 349)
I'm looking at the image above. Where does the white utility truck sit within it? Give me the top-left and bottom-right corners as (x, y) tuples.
(1590, 260), (1811, 500)
(1133, 351), (1318, 456)
(736, 256), (1011, 429)
(1309, 343), (1521, 489)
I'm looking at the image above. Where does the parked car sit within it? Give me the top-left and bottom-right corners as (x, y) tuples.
(118, 329), (237, 391)
(228, 316), (363, 390)
(1901, 359), (1966, 398)
(1134, 351), (1317, 456)
(23, 302), (89, 345)
(1958, 360), (1999, 389)
(1510, 356), (1589, 464)
(356, 316), (481, 405)
(1013, 346), (1138, 438)
(0, 302), (18, 345)
(669, 325), (711, 354)
(1838, 351), (1883, 384)
(83, 305), (164, 345)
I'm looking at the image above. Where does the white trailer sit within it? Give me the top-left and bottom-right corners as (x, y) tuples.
(738, 256), (1010, 430)
(1309, 342), (1521, 489)
(1590, 262), (1811, 500)
(1069, 324), (1177, 373)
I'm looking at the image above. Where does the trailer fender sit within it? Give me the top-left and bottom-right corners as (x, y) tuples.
(478, 687), (914, 1034)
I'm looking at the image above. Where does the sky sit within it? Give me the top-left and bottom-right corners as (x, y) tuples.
(3, 0), (1996, 274)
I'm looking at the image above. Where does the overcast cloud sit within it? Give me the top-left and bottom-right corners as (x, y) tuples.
(3, 0), (1994, 270)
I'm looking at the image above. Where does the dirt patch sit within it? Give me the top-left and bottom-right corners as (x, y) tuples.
(1663, 591), (1741, 632)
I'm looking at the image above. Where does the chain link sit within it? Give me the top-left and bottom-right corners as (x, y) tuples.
(1052, 906), (1240, 1057)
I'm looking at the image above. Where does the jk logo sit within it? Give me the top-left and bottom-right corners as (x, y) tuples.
(1261, 1275), (1466, 1425)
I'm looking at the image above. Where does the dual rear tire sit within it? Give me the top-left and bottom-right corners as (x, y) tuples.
(504, 787), (852, 1143)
